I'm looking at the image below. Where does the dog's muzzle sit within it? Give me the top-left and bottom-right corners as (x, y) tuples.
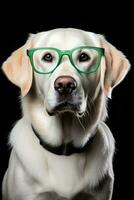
(47, 76), (83, 115)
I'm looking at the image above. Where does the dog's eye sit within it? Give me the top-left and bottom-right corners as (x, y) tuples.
(42, 53), (53, 62)
(78, 53), (90, 62)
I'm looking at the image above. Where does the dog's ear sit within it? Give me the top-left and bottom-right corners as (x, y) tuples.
(2, 36), (33, 97)
(99, 35), (130, 98)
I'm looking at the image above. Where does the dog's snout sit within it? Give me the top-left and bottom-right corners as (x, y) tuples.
(54, 76), (77, 95)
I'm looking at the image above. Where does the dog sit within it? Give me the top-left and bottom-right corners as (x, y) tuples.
(2, 28), (130, 200)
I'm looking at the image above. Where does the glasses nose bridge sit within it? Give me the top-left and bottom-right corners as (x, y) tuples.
(60, 50), (73, 65)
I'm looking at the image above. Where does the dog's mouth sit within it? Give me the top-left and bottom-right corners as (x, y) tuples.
(47, 101), (83, 116)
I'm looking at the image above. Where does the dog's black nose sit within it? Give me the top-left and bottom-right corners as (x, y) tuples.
(54, 76), (77, 95)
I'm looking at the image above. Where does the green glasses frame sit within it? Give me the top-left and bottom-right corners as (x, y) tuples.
(27, 46), (104, 75)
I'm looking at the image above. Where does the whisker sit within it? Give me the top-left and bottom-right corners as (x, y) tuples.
(77, 115), (86, 132)
(88, 93), (96, 114)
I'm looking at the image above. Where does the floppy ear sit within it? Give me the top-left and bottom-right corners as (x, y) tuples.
(2, 37), (33, 97)
(99, 35), (130, 98)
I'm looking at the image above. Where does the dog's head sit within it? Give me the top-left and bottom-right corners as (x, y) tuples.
(2, 28), (130, 118)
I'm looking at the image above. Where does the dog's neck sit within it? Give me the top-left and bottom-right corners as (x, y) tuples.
(22, 89), (107, 148)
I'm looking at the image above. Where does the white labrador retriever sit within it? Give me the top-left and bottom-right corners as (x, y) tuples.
(2, 28), (130, 200)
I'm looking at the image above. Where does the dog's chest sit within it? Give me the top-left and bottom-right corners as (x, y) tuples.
(43, 153), (87, 197)
(28, 132), (108, 199)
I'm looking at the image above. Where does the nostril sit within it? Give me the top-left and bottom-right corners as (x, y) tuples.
(55, 82), (64, 93)
(56, 82), (63, 89)
(67, 82), (76, 90)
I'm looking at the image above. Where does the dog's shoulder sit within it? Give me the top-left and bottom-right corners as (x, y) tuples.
(84, 122), (115, 188)
(9, 118), (31, 147)
(98, 121), (115, 156)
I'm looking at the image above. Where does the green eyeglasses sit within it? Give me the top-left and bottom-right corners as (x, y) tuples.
(27, 46), (104, 75)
